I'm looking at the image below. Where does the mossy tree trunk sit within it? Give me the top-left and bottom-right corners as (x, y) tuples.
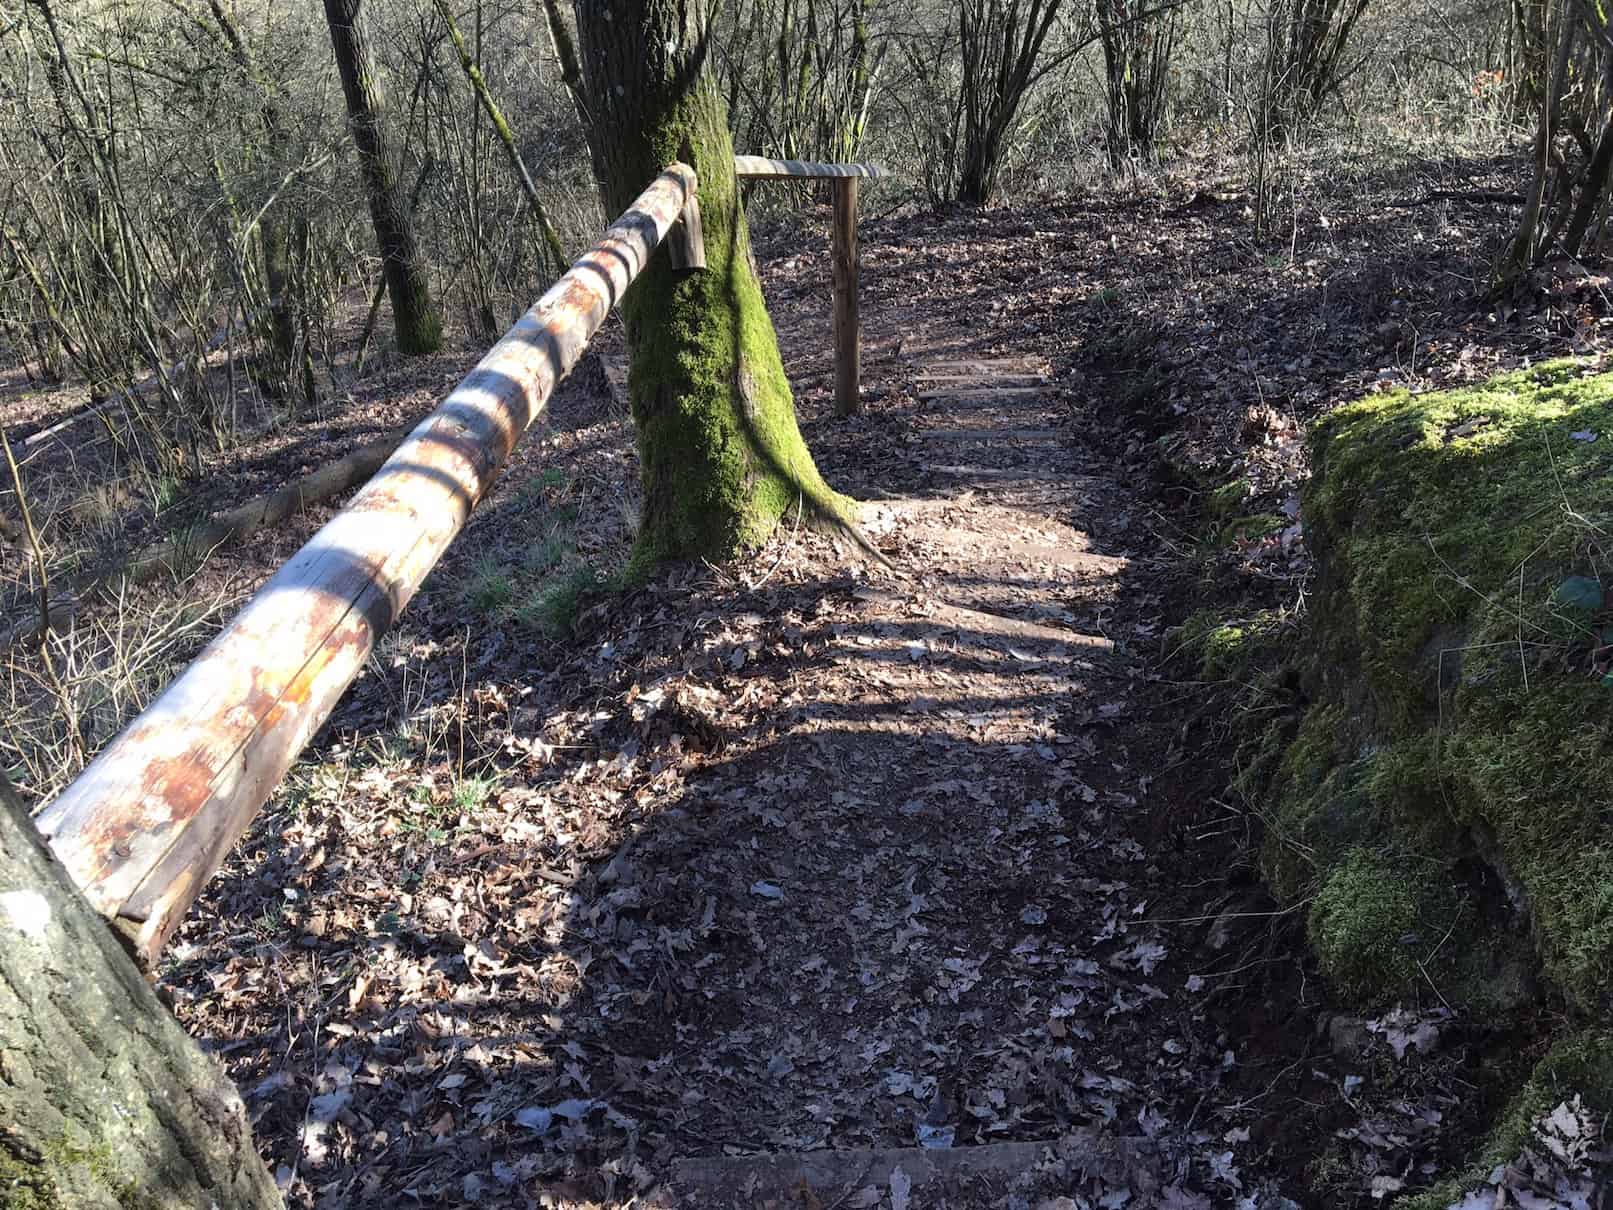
(0, 789), (279, 1207)
(323, 0), (442, 355)
(571, 0), (848, 568)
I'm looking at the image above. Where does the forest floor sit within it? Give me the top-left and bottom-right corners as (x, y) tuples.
(7, 146), (1610, 1207)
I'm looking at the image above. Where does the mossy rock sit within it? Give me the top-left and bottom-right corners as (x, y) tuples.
(1397, 1030), (1613, 1209)
(1170, 608), (1284, 681)
(1270, 359), (1613, 1013)
(1301, 848), (1513, 1008)
(1308, 850), (1431, 1002)
(1206, 477), (1252, 518)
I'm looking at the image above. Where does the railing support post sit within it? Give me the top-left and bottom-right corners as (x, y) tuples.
(667, 194), (706, 271)
(731, 158), (883, 421)
(831, 176), (860, 417)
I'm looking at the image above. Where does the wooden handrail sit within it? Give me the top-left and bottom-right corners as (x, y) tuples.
(732, 155), (885, 415)
(734, 155), (885, 180)
(37, 163), (700, 966)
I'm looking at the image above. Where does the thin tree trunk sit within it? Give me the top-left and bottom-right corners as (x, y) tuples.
(0, 793), (279, 1207)
(541, 0), (593, 129)
(1501, 6), (1578, 282)
(1561, 110), (1613, 253)
(952, 0), (1065, 206)
(323, 0), (443, 354)
(433, 0), (569, 278)
(572, 0), (853, 568)
(201, 0), (310, 399)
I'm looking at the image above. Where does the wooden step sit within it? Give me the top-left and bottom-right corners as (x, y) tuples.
(659, 1130), (1157, 1208)
(918, 386), (1047, 401)
(918, 358), (1045, 373)
(914, 428), (1061, 441)
(915, 373), (1048, 386)
(922, 463), (1072, 480)
(919, 394), (1062, 413)
(853, 586), (1112, 651)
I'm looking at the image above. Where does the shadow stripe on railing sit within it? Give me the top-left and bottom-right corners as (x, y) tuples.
(733, 156), (885, 179)
(36, 163), (699, 966)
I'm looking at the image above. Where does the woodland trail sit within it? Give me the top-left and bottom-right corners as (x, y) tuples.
(160, 168), (1562, 1207)
(168, 267), (1284, 1209)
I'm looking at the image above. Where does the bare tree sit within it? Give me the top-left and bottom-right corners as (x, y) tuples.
(323, 0), (443, 355)
(1258, 0), (1372, 138)
(1096, 0), (1179, 167)
(956, 0), (1068, 205)
(1500, 0), (1613, 282)
(717, 0), (883, 165)
(431, 0), (569, 279)
(184, 0), (318, 403)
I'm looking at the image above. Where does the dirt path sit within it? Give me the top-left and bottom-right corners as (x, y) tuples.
(568, 327), (1275, 1205)
(165, 291), (1272, 1209)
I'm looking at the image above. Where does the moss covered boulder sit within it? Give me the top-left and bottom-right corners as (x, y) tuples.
(1276, 360), (1613, 1015)
(1397, 1029), (1613, 1209)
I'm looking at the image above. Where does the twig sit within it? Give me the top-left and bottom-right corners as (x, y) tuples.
(1139, 901), (1308, 926)
(1385, 190), (1526, 209)
(447, 843), (575, 886)
(1415, 957), (1453, 1014)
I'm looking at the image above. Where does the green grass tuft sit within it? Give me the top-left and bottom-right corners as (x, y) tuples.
(465, 555), (516, 617)
(1170, 608), (1284, 681)
(526, 527), (573, 574)
(1220, 513), (1287, 546)
(1205, 477), (1251, 518)
(517, 565), (600, 635)
(451, 774), (499, 813)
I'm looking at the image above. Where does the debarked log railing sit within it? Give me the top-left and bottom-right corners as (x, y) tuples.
(735, 157), (885, 417)
(35, 163), (702, 966)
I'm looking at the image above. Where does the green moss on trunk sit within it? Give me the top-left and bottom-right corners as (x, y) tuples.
(622, 205), (849, 568)
(575, 0), (850, 571)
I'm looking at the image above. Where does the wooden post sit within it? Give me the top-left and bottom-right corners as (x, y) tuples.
(667, 193), (706, 271)
(728, 158), (884, 420)
(35, 164), (699, 966)
(831, 176), (860, 417)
